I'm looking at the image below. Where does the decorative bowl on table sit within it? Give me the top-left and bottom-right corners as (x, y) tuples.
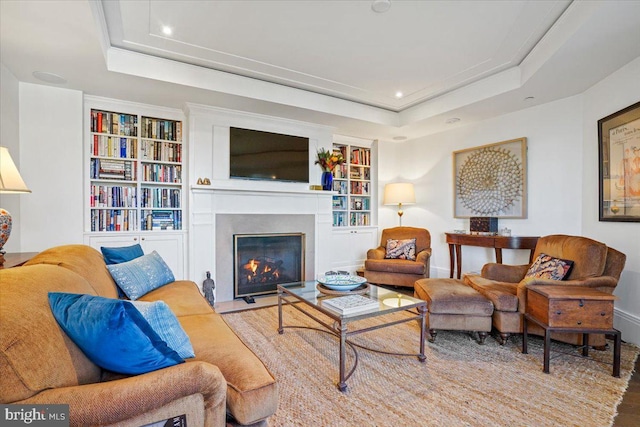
(317, 274), (367, 291)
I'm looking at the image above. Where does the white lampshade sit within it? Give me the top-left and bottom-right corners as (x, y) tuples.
(0, 147), (31, 194)
(383, 182), (415, 206)
(383, 182), (416, 226)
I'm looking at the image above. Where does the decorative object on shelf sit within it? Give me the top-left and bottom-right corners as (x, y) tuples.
(598, 101), (640, 222)
(202, 178), (211, 185)
(315, 147), (345, 191)
(470, 217), (498, 234)
(203, 271), (215, 307)
(454, 138), (527, 218)
(197, 178), (203, 185)
(383, 182), (416, 226)
(0, 147), (32, 265)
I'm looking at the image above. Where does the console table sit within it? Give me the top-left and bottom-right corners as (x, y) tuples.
(445, 233), (539, 279)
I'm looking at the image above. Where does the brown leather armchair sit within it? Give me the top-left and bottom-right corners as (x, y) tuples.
(464, 234), (626, 346)
(364, 227), (431, 288)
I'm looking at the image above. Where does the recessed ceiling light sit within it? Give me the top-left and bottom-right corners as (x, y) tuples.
(524, 96), (535, 101)
(32, 71), (67, 84)
(395, 91), (403, 98)
(162, 26), (173, 36)
(446, 117), (461, 124)
(392, 136), (407, 141)
(371, 0), (391, 13)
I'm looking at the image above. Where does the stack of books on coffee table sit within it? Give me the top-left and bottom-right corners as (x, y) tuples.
(322, 295), (379, 315)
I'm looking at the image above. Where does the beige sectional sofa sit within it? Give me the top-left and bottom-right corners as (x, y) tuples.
(0, 244), (277, 426)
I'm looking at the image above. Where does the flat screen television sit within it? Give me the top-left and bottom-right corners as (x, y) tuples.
(229, 127), (309, 183)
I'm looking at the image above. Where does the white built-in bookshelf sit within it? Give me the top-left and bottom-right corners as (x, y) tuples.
(86, 105), (184, 233)
(83, 97), (187, 277)
(332, 141), (372, 227)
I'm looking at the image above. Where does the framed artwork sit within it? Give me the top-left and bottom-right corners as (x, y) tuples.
(453, 138), (527, 218)
(598, 101), (640, 222)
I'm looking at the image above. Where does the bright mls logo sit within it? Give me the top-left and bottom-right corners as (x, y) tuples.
(1, 405), (69, 426)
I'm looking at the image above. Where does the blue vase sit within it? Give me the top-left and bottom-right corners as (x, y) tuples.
(321, 171), (333, 191)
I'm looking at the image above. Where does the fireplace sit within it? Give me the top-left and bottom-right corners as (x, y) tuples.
(234, 233), (305, 300)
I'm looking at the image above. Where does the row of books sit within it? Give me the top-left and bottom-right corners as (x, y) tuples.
(350, 148), (371, 166)
(332, 181), (348, 194)
(91, 135), (137, 159)
(350, 181), (370, 195)
(351, 197), (370, 211)
(349, 166), (371, 180)
(90, 209), (138, 232)
(332, 196), (347, 210)
(350, 212), (371, 226)
(142, 210), (182, 231)
(140, 117), (182, 142)
(141, 140), (182, 163)
(91, 110), (138, 136)
(332, 164), (348, 179)
(90, 185), (137, 208)
(333, 212), (347, 227)
(90, 159), (136, 181)
(140, 188), (181, 208)
(141, 164), (182, 183)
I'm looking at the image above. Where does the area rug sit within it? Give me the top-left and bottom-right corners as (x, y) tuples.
(223, 305), (639, 427)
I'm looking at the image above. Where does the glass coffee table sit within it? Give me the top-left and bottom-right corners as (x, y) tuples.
(277, 280), (427, 392)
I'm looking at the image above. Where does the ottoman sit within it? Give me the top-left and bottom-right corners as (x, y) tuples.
(414, 278), (494, 344)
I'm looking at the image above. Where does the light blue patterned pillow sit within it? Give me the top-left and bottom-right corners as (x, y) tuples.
(107, 251), (175, 300)
(129, 300), (195, 359)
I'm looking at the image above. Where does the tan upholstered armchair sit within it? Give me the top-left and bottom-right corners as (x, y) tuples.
(464, 234), (626, 346)
(364, 227), (431, 288)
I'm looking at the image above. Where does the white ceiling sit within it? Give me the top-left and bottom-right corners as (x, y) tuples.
(1, 0), (640, 142)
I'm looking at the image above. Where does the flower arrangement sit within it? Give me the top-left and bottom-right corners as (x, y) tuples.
(315, 148), (345, 172)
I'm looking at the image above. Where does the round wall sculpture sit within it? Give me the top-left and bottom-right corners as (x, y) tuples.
(453, 138), (527, 218)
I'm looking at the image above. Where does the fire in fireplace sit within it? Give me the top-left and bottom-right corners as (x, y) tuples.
(234, 233), (305, 300)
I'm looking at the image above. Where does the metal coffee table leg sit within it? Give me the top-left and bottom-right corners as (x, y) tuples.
(338, 322), (348, 391)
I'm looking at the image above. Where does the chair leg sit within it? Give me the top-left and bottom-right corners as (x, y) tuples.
(428, 329), (437, 343)
(477, 332), (488, 345)
(499, 333), (510, 345)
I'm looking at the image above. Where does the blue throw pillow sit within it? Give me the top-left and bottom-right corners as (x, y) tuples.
(48, 292), (183, 375)
(107, 251), (175, 300)
(101, 244), (144, 265)
(129, 300), (195, 359)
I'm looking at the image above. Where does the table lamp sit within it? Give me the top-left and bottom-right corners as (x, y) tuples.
(0, 147), (31, 265)
(383, 182), (415, 226)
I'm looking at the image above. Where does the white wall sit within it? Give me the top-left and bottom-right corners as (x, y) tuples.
(18, 83), (84, 250)
(0, 64), (23, 252)
(379, 95), (584, 275)
(581, 56), (640, 345)
(378, 58), (640, 345)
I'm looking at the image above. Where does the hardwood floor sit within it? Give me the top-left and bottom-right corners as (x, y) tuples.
(613, 355), (640, 427)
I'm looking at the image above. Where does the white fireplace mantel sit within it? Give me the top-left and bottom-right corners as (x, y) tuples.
(189, 186), (334, 302)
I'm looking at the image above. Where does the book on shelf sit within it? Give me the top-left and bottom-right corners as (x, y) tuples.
(322, 295), (379, 315)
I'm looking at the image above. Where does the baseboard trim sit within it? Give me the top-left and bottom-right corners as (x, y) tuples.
(614, 307), (640, 346)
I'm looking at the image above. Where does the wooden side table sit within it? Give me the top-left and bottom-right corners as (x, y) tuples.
(444, 233), (539, 279)
(522, 285), (620, 377)
(0, 252), (38, 269)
